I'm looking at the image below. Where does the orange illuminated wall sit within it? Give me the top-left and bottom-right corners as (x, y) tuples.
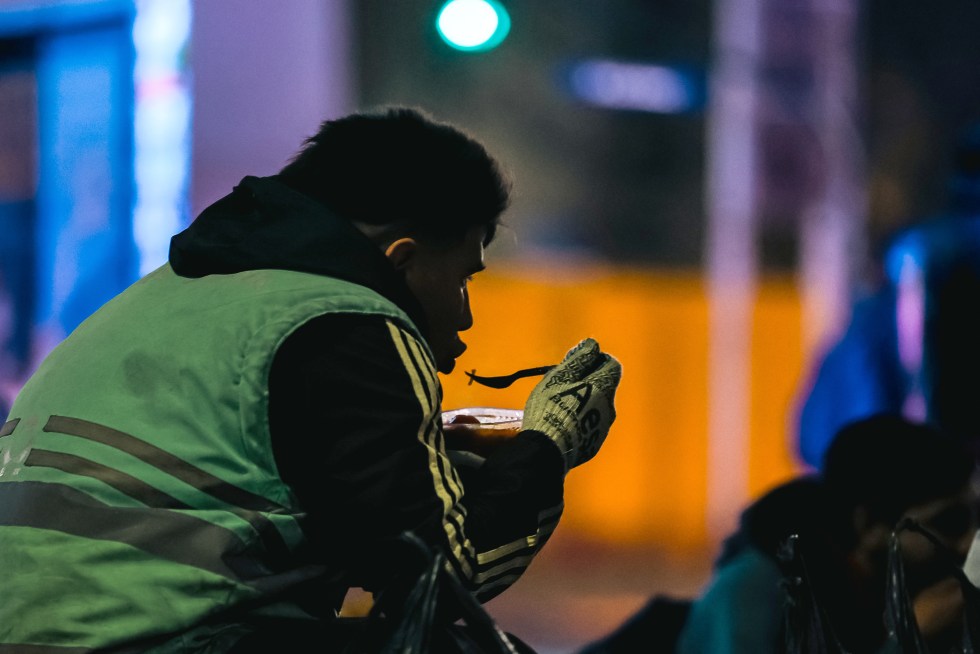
(749, 277), (809, 498)
(440, 265), (811, 552)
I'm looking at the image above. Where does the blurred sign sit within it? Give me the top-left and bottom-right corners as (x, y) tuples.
(561, 58), (705, 114)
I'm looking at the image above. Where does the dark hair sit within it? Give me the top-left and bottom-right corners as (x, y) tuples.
(821, 413), (975, 529)
(277, 106), (510, 246)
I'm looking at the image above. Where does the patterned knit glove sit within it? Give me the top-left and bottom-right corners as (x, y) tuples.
(522, 338), (622, 472)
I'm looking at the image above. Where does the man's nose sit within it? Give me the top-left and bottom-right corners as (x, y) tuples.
(459, 287), (474, 331)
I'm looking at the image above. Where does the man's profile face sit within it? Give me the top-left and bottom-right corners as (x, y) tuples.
(400, 225), (487, 374)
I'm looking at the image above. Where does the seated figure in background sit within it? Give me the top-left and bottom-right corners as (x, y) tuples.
(582, 414), (977, 654)
(677, 414), (976, 654)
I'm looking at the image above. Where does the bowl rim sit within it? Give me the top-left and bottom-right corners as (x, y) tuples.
(442, 406), (524, 424)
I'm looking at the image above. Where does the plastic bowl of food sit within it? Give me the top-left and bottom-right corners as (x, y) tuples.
(442, 407), (523, 458)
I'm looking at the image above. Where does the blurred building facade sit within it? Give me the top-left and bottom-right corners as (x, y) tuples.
(1, 0), (980, 557)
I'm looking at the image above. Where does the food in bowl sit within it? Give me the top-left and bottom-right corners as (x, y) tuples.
(441, 407), (523, 458)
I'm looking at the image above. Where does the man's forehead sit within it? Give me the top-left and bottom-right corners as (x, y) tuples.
(461, 225), (488, 265)
(467, 223), (490, 245)
(419, 224), (488, 268)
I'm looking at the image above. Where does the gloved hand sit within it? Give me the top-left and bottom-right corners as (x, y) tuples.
(522, 338), (622, 472)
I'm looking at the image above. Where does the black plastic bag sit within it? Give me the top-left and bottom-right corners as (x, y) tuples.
(779, 534), (851, 654)
(884, 523), (930, 653)
(341, 531), (525, 654)
(885, 518), (980, 654)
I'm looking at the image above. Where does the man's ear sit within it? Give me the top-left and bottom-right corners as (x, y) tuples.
(385, 237), (417, 271)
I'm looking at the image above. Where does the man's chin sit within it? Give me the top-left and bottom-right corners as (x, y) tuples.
(438, 359), (456, 375)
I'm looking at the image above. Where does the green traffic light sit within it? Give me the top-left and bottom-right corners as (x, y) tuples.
(436, 0), (510, 52)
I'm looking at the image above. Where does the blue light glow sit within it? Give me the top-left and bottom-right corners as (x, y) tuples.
(567, 59), (700, 114)
(133, 0), (191, 275)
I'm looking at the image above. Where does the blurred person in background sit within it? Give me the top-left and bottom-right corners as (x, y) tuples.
(797, 123), (980, 468)
(0, 107), (622, 652)
(581, 414), (977, 654)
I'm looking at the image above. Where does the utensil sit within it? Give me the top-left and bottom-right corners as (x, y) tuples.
(464, 365), (555, 389)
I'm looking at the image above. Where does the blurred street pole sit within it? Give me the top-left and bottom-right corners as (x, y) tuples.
(799, 0), (865, 356)
(706, 0), (863, 539)
(705, 0), (760, 539)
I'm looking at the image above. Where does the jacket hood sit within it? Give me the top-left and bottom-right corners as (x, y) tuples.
(169, 175), (428, 334)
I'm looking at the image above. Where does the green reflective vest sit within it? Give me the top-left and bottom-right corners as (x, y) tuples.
(0, 264), (427, 652)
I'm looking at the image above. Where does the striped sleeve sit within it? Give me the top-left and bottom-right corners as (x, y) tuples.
(383, 320), (565, 601)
